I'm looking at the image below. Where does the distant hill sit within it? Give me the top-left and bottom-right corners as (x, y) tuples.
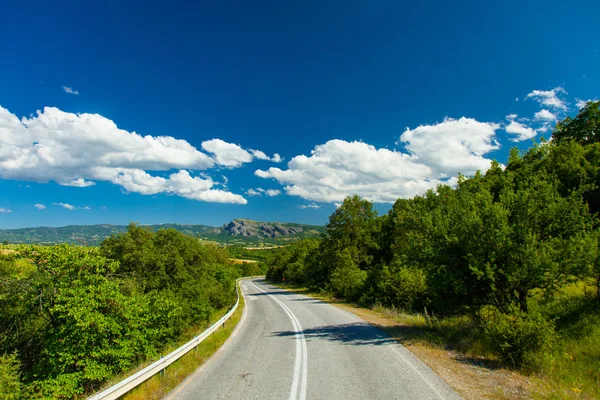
(0, 219), (325, 246)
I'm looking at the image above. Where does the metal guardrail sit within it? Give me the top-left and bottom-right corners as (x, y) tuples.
(88, 279), (242, 400)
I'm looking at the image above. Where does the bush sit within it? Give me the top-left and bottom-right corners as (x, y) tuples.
(0, 353), (22, 400)
(366, 261), (427, 311)
(484, 305), (555, 371)
(328, 249), (366, 300)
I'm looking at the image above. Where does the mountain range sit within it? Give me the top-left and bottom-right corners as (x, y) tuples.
(0, 219), (325, 246)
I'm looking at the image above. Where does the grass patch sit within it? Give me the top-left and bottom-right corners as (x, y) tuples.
(95, 283), (245, 400)
(531, 288), (600, 399)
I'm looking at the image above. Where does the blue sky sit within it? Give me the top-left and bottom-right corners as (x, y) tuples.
(0, 0), (599, 228)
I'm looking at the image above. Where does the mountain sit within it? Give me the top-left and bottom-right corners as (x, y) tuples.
(0, 219), (324, 246)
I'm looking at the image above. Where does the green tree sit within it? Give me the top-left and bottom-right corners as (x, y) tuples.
(328, 248), (367, 300)
(553, 101), (600, 145)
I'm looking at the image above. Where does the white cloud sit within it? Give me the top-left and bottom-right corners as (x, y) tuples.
(61, 178), (96, 187)
(400, 117), (500, 177)
(201, 140), (281, 168)
(246, 188), (263, 196)
(534, 109), (557, 122)
(0, 106), (247, 204)
(538, 125), (550, 133)
(244, 187), (279, 197)
(62, 86), (79, 95)
(505, 114), (537, 142)
(249, 149), (269, 160)
(257, 118), (499, 203)
(202, 139), (254, 167)
(53, 202), (76, 210)
(0, 208), (11, 213)
(299, 203), (321, 209)
(82, 206), (91, 210)
(575, 98), (598, 109)
(34, 203), (46, 210)
(526, 87), (567, 110)
(250, 148), (283, 163)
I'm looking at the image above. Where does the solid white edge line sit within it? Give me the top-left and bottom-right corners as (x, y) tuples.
(249, 280), (308, 400)
(272, 295), (308, 400)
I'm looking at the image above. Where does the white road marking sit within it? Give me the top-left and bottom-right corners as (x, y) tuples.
(249, 280), (308, 400)
(165, 280), (250, 400)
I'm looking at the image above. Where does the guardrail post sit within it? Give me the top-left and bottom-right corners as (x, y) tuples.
(160, 356), (165, 377)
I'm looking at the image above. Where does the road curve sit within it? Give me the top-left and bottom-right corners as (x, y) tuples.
(166, 278), (461, 400)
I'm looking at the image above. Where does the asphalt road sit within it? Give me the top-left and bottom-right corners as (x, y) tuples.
(166, 278), (461, 400)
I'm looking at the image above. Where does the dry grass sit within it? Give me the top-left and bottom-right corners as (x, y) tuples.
(230, 258), (259, 264)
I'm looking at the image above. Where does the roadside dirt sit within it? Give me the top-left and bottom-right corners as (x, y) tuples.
(333, 302), (534, 400)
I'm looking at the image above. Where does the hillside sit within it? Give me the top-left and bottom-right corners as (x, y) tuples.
(0, 219), (324, 246)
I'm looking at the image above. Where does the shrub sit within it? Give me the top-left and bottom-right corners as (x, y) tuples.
(367, 261), (427, 311)
(328, 249), (366, 300)
(0, 353), (22, 400)
(484, 305), (555, 372)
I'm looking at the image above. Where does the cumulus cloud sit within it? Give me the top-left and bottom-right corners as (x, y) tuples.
(61, 178), (96, 187)
(299, 203), (321, 209)
(0, 106), (246, 204)
(400, 117), (500, 176)
(534, 109), (557, 122)
(0, 208), (11, 213)
(246, 188), (263, 196)
(249, 149), (283, 163)
(53, 203), (76, 210)
(249, 149), (269, 160)
(201, 140), (281, 168)
(526, 87), (567, 110)
(202, 139), (254, 167)
(62, 86), (79, 95)
(504, 114), (537, 142)
(34, 203), (46, 210)
(256, 117), (499, 203)
(245, 187), (280, 197)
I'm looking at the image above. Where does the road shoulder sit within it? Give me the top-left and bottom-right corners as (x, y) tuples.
(273, 283), (535, 400)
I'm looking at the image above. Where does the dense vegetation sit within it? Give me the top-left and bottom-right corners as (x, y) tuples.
(0, 225), (250, 399)
(266, 102), (600, 394)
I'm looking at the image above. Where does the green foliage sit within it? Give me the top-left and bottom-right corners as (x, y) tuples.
(553, 101), (600, 145)
(0, 226), (241, 398)
(265, 102), (600, 376)
(367, 261), (427, 310)
(484, 305), (555, 372)
(0, 353), (22, 400)
(328, 248), (366, 300)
